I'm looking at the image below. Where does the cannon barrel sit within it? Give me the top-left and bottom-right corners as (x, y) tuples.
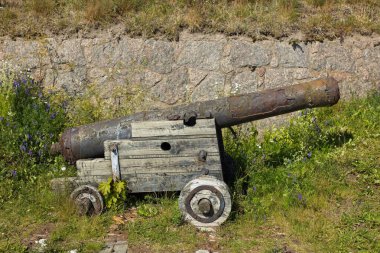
(52, 78), (340, 163)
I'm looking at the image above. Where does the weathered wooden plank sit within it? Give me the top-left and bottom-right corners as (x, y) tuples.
(125, 172), (223, 192)
(76, 158), (109, 172)
(50, 176), (103, 194)
(77, 156), (222, 177)
(104, 137), (219, 160)
(131, 119), (216, 138)
(52, 172), (224, 193)
(78, 155), (221, 172)
(78, 163), (222, 177)
(132, 135), (217, 141)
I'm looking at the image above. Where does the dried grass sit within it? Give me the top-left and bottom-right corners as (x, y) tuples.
(0, 0), (378, 40)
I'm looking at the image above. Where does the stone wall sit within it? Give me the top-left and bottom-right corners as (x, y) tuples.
(1, 31), (379, 112)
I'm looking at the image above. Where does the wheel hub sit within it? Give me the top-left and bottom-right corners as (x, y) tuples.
(184, 185), (225, 223)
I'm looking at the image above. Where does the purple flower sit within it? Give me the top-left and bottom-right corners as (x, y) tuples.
(13, 80), (20, 89)
(307, 152), (312, 158)
(38, 92), (43, 98)
(11, 170), (17, 177)
(253, 186), (257, 192)
(45, 103), (51, 111)
(0, 117), (3, 121)
(27, 133), (32, 140)
(50, 112), (57, 119)
(28, 150), (33, 156)
(20, 144), (27, 152)
(297, 193), (303, 201)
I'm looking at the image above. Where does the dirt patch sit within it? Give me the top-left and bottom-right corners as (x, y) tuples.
(22, 222), (55, 251)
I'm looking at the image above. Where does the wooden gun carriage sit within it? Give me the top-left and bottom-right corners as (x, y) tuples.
(51, 78), (340, 227)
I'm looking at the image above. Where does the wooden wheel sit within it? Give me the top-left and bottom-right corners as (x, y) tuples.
(179, 176), (231, 227)
(70, 185), (104, 216)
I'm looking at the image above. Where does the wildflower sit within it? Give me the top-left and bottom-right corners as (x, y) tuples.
(45, 102), (50, 111)
(11, 170), (17, 177)
(307, 152), (312, 158)
(27, 133), (32, 140)
(13, 80), (20, 89)
(20, 144), (27, 152)
(253, 186), (257, 192)
(297, 193), (303, 201)
(28, 150), (33, 156)
(0, 117), (3, 121)
(61, 166), (67, 171)
(50, 112), (57, 119)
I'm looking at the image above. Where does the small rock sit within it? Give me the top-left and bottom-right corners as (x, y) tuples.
(35, 239), (47, 252)
(195, 250), (210, 253)
(99, 241), (128, 253)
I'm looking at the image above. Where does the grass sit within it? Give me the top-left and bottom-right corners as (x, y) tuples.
(0, 89), (378, 252)
(0, 0), (379, 40)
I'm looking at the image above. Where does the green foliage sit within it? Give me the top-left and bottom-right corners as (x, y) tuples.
(98, 177), (127, 210)
(224, 91), (379, 219)
(53, 82), (144, 127)
(137, 204), (159, 217)
(0, 176), (111, 252)
(0, 70), (66, 182)
(307, 0), (327, 7)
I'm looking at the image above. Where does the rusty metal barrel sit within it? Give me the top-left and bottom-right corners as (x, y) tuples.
(52, 77), (340, 163)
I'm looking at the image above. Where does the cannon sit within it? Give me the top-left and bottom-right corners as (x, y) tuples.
(51, 78), (340, 227)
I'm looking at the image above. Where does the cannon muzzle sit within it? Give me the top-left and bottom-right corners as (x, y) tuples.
(52, 78), (340, 163)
